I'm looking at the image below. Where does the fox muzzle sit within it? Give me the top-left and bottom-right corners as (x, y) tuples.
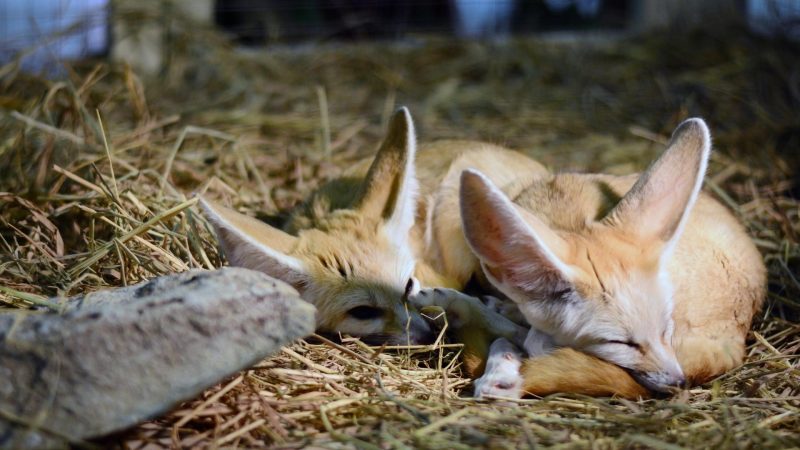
(630, 369), (687, 394)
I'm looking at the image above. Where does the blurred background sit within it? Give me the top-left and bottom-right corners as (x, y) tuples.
(1, 1), (798, 72)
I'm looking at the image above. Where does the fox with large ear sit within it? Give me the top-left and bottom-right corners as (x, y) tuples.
(201, 107), (547, 346)
(444, 118), (766, 398)
(201, 108), (435, 344)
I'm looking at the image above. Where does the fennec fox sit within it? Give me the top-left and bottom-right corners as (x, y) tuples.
(200, 108), (545, 345)
(427, 118), (766, 398)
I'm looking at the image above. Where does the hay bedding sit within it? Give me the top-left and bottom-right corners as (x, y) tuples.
(0, 15), (798, 449)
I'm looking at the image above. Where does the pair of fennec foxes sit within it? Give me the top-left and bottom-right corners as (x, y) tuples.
(201, 108), (765, 399)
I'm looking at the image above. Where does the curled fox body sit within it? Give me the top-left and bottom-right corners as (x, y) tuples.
(201, 108), (765, 398)
(430, 118), (766, 398)
(200, 108), (544, 345)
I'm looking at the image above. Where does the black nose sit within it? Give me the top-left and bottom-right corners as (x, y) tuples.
(403, 278), (415, 300)
(408, 323), (437, 345)
(629, 370), (687, 395)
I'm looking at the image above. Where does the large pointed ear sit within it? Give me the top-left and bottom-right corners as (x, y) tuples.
(603, 118), (711, 256)
(459, 169), (574, 298)
(199, 197), (309, 289)
(353, 107), (418, 246)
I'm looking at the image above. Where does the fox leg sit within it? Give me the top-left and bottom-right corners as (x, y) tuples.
(410, 288), (528, 345)
(475, 328), (553, 398)
(410, 288), (528, 377)
(474, 337), (738, 399)
(409, 288), (650, 399)
(474, 333), (649, 399)
(473, 338), (524, 398)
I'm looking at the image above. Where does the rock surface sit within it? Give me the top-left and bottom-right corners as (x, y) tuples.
(0, 268), (315, 448)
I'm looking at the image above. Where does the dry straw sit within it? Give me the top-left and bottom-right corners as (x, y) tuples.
(0, 11), (798, 449)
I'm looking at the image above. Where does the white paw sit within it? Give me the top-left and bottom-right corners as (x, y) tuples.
(474, 338), (524, 399)
(474, 370), (523, 399)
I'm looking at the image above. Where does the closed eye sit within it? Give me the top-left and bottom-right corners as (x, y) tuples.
(607, 340), (642, 350)
(347, 305), (384, 320)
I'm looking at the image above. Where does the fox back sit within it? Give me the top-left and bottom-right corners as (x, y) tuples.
(454, 119), (766, 392)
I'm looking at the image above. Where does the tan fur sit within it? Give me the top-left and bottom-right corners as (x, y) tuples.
(418, 144), (549, 287)
(287, 139), (549, 287)
(512, 174), (763, 397)
(201, 108), (547, 345)
(202, 109), (764, 398)
(444, 119), (766, 397)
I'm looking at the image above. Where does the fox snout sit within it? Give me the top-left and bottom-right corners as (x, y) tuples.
(396, 280), (437, 345)
(369, 302), (437, 346)
(403, 314), (437, 345)
(629, 367), (686, 394)
(627, 342), (687, 394)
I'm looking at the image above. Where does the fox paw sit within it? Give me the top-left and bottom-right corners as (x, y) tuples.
(474, 338), (524, 399)
(481, 295), (525, 324)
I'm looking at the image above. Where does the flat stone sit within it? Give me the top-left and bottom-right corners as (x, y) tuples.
(0, 267), (316, 448)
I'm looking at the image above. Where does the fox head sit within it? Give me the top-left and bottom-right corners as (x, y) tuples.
(200, 108), (434, 345)
(460, 119), (712, 393)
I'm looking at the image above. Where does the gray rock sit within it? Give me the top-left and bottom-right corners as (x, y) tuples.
(0, 267), (316, 448)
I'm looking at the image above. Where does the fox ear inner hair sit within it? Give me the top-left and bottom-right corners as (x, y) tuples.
(602, 118), (711, 254)
(199, 197), (309, 286)
(459, 169), (574, 293)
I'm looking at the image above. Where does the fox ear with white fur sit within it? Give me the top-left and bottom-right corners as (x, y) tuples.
(459, 169), (574, 299)
(353, 107), (418, 248)
(199, 198), (309, 290)
(603, 118), (711, 257)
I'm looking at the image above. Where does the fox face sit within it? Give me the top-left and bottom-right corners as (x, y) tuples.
(201, 108), (434, 345)
(513, 229), (685, 393)
(460, 119), (712, 393)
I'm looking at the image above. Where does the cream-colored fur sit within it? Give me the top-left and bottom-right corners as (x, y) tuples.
(200, 108), (546, 346)
(430, 119), (766, 397)
(201, 109), (765, 398)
